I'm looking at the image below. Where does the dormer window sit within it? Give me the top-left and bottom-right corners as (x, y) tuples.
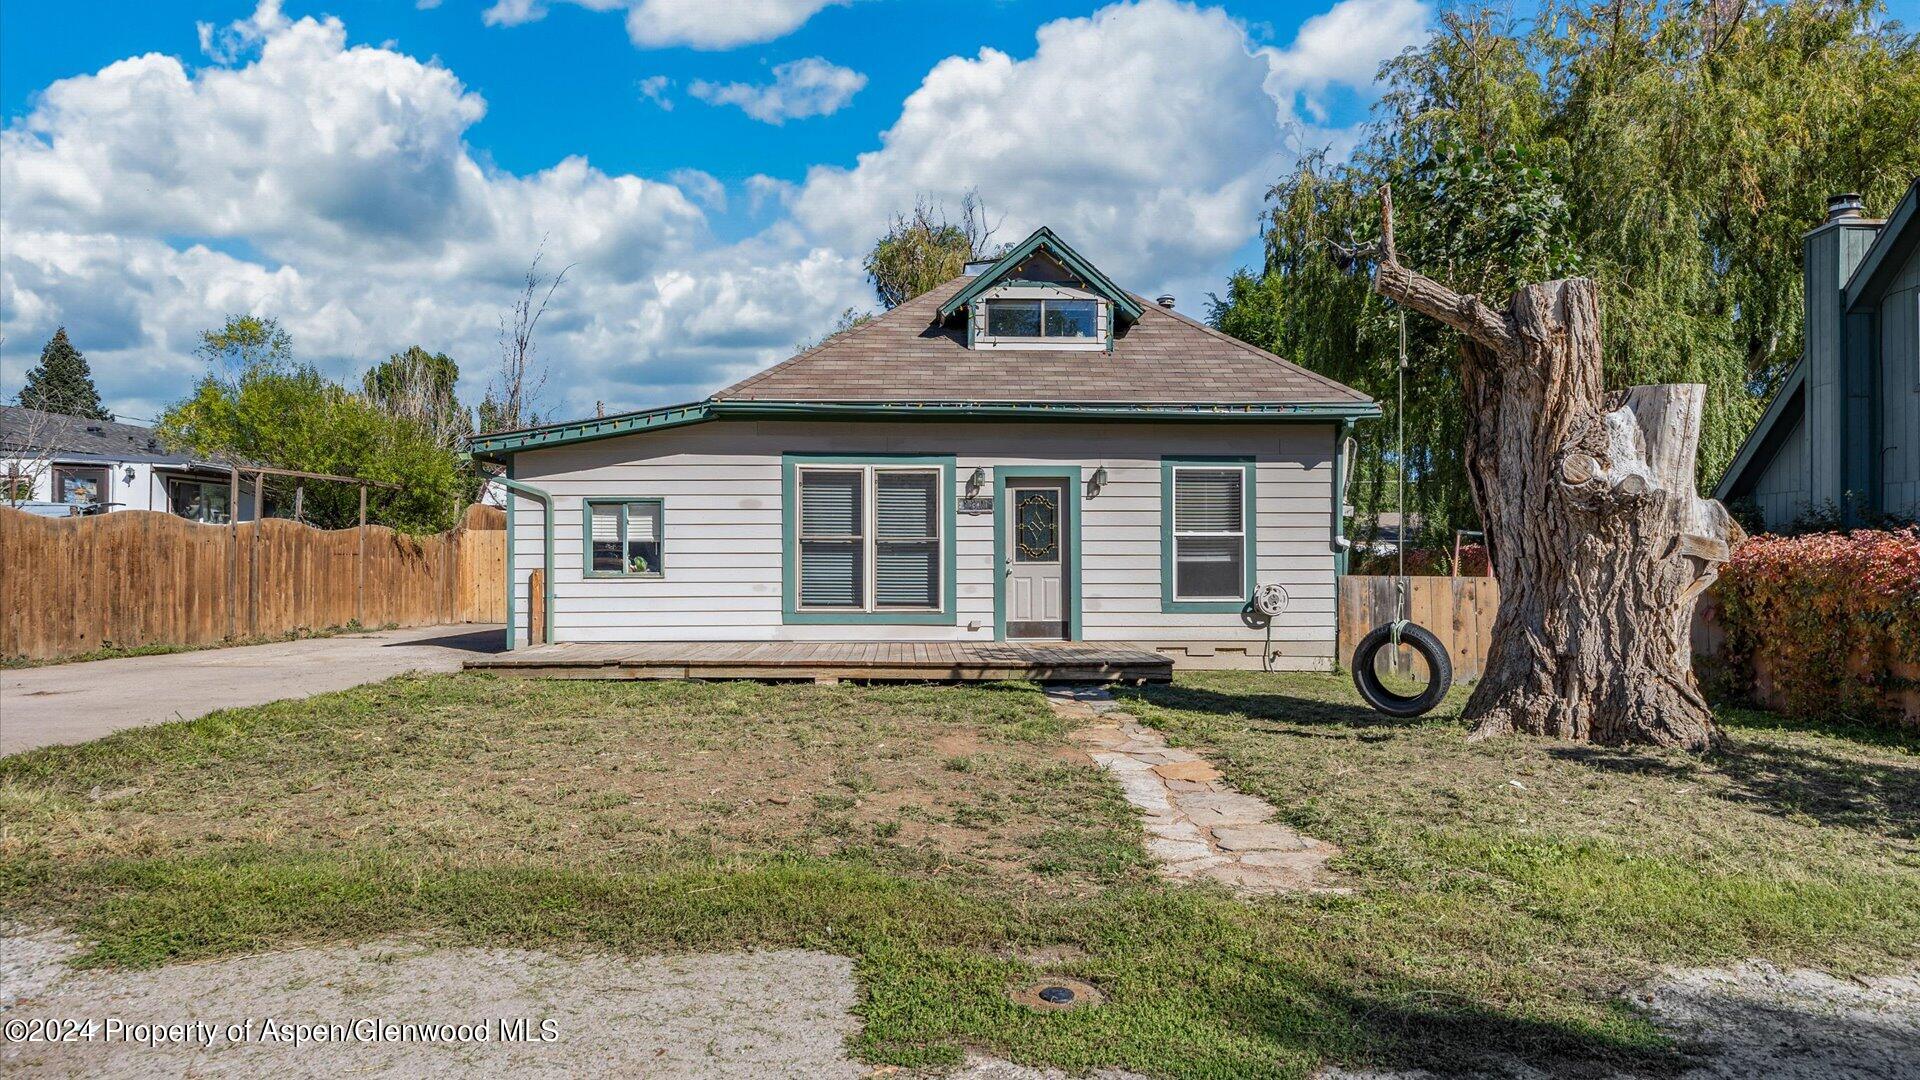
(985, 299), (1099, 339)
(939, 226), (1147, 353)
(971, 289), (1109, 351)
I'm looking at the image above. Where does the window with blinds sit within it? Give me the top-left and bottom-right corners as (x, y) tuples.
(799, 470), (863, 608)
(1171, 467), (1246, 600)
(796, 466), (942, 611)
(585, 499), (663, 577)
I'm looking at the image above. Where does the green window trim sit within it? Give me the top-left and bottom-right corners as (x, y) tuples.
(780, 453), (957, 625)
(991, 466), (1084, 642)
(580, 498), (666, 579)
(1161, 456), (1257, 613)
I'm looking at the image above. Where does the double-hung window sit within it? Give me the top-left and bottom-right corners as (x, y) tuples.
(790, 459), (949, 619)
(585, 499), (663, 577)
(1163, 460), (1254, 610)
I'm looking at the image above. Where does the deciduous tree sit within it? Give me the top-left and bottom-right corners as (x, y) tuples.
(864, 191), (1002, 309)
(160, 317), (468, 533)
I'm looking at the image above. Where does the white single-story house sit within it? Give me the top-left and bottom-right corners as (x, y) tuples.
(468, 229), (1379, 669)
(0, 404), (257, 522)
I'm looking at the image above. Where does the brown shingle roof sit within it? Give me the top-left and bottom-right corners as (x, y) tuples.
(713, 277), (1370, 406)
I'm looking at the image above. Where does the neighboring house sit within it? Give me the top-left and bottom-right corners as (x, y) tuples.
(0, 404), (256, 522)
(469, 228), (1379, 669)
(1717, 181), (1920, 529)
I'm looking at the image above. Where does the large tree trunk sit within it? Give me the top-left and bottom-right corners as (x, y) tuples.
(1369, 189), (1741, 750)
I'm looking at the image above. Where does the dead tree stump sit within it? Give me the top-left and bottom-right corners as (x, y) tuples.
(1368, 188), (1742, 750)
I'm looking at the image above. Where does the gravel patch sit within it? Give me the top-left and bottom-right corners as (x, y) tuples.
(1, 928), (1152, 1079)
(1633, 960), (1920, 1079)
(9, 929), (1911, 1078)
(2, 931), (863, 1078)
(1320, 959), (1920, 1079)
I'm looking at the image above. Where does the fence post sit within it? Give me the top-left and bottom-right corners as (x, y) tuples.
(357, 485), (366, 628)
(227, 469), (239, 641)
(252, 470), (265, 638)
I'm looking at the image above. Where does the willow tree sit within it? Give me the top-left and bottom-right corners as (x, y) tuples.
(1213, 0), (1920, 545)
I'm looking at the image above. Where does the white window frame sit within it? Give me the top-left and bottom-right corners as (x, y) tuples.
(972, 284), (1109, 352)
(794, 464), (944, 613)
(1169, 464), (1250, 604)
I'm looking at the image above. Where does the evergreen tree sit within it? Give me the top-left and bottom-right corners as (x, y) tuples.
(19, 328), (110, 420)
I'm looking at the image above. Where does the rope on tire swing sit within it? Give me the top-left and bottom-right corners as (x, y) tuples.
(1350, 309), (1454, 717)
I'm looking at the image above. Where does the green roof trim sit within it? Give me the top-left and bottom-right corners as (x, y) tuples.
(469, 401), (716, 460)
(469, 398), (1381, 460)
(937, 226), (1147, 323)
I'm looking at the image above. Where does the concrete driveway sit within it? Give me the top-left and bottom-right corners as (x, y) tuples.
(0, 624), (504, 757)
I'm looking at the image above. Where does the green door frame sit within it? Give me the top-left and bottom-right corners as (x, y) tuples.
(991, 466), (1083, 642)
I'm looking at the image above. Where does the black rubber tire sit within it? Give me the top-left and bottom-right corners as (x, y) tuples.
(1351, 622), (1453, 718)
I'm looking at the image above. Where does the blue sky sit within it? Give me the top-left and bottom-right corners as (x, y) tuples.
(1, 0), (1907, 424)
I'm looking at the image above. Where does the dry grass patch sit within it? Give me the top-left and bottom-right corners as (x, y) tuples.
(0, 675), (1148, 897)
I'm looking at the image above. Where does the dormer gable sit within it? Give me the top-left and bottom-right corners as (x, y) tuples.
(937, 227), (1146, 352)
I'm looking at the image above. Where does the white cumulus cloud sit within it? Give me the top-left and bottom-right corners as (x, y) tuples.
(689, 58), (867, 124)
(789, 0), (1407, 304)
(483, 0), (846, 50)
(0, 3), (863, 419)
(1265, 0), (1428, 116)
(1, 0), (1427, 423)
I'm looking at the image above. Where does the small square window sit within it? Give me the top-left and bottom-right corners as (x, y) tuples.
(586, 500), (664, 577)
(52, 466), (107, 506)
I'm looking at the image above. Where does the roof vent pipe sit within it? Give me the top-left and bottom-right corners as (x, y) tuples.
(1826, 193), (1865, 221)
(1155, 294), (1176, 308)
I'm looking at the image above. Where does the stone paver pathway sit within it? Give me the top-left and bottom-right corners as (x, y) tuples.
(1045, 686), (1341, 894)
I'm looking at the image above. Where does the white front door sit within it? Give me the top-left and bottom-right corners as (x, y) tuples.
(1005, 479), (1068, 639)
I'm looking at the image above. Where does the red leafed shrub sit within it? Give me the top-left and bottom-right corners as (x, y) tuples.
(1453, 543), (1490, 577)
(1713, 528), (1920, 723)
(1350, 544), (1491, 577)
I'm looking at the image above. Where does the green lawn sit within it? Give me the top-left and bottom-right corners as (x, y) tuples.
(1, 671), (1914, 1078)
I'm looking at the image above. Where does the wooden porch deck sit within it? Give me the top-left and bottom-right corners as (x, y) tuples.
(464, 641), (1172, 683)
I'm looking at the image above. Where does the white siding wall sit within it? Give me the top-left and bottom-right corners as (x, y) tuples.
(507, 419), (1339, 667)
(3, 459), (259, 519)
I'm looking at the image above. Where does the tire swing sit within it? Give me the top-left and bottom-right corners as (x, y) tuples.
(1351, 311), (1453, 717)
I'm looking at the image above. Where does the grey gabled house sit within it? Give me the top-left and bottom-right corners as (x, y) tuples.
(468, 227), (1379, 668)
(0, 404), (257, 521)
(1716, 181), (1920, 529)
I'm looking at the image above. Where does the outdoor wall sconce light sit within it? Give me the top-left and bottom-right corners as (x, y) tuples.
(1087, 466), (1108, 497)
(966, 467), (987, 498)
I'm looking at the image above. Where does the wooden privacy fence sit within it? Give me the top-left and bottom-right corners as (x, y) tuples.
(1338, 574), (1500, 682)
(1, 503), (505, 662)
